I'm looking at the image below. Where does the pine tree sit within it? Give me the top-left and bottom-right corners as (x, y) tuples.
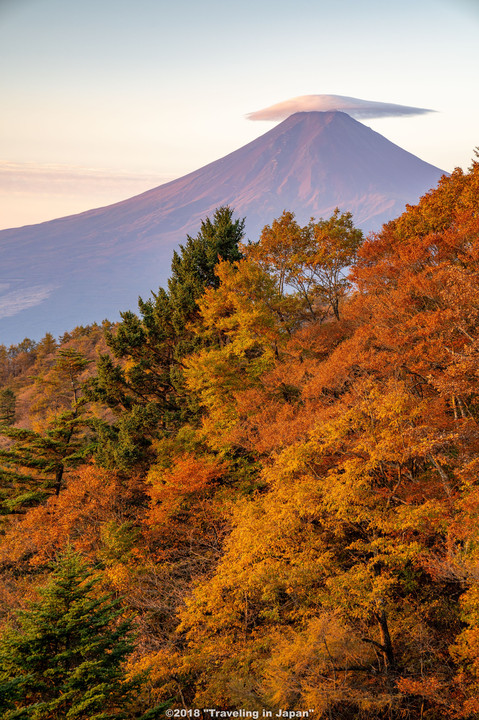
(0, 409), (94, 514)
(0, 350), (95, 514)
(168, 206), (244, 336)
(0, 388), (16, 425)
(0, 549), (157, 719)
(87, 207), (245, 468)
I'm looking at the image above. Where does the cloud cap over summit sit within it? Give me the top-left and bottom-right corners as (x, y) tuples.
(247, 94), (435, 121)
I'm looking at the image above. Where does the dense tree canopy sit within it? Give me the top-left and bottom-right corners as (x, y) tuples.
(2, 163), (479, 718)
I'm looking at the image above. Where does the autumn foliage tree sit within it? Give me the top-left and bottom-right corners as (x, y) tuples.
(245, 207), (363, 320)
(157, 159), (479, 717)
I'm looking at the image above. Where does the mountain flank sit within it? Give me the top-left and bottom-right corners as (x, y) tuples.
(0, 111), (446, 343)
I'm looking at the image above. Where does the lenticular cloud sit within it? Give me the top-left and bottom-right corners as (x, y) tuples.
(246, 94), (435, 121)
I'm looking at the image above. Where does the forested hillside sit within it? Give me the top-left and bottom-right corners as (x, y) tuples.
(1, 161), (479, 719)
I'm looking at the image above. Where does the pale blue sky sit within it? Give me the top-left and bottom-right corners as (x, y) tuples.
(1, 0), (478, 228)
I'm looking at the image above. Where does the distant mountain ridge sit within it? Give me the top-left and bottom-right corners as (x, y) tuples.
(0, 111), (446, 344)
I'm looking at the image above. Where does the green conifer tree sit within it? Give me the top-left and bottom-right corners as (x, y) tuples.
(0, 409), (95, 514)
(168, 206), (244, 335)
(0, 388), (16, 425)
(87, 206), (245, 468)
(0, 549), (158, 719)
(0, 349), (95, 514)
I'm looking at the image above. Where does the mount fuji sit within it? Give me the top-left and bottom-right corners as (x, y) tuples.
(0, 111), (446, 344)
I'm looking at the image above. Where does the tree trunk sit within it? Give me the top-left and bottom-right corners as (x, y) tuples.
(54, 465), (64, 496)
(376, 607), (396, 672)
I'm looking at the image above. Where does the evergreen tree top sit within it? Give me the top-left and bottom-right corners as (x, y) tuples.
(0, 548), (160, 719)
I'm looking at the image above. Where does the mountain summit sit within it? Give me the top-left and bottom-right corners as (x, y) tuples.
(0, 111), (445, 344)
